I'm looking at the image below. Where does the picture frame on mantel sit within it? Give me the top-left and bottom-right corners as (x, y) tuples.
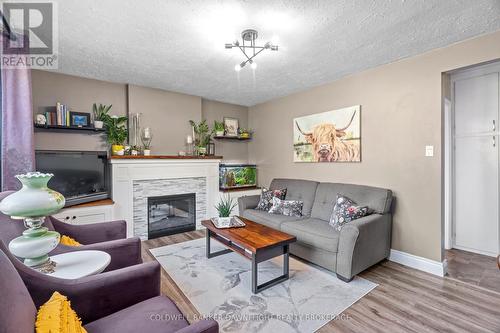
(224, 117), (239, 137)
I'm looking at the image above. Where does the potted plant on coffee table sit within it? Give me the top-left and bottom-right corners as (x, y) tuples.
(92, 103), (112, 129)
(215, 193), (237, 224)
(105, 115), (128, 155)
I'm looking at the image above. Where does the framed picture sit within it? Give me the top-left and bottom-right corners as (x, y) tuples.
(224, 117), (239, 137)
(70, 112), (90, 127)
(293, 105), (361, 163)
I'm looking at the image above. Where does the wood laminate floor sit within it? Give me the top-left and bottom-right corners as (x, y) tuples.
(142, 231), (500, 333)
(446, 248), (500, 294)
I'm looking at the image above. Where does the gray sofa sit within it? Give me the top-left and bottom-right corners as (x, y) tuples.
(238, 178), (393, 281)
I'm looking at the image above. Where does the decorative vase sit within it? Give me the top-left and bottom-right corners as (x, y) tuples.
(111, 144), (125, 155)
(143, 149), (151, 156)
(0, 172), (64, 271)
(197, 146), (207, 156)
(94, 120), (104, 129)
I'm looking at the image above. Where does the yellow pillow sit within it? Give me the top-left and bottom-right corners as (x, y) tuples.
(60, 235), (82, 246)
(36, 291), (87, 333)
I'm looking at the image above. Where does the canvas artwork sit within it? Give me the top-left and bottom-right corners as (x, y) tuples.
(294, 105), (361, 162)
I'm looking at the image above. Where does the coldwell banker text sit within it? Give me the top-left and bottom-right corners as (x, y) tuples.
(1, 2), (58, 69)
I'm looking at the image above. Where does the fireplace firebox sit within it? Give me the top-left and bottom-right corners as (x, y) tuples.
(147, 193), (196, 239)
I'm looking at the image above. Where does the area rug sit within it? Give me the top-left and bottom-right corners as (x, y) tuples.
(150, 238), (376, 333)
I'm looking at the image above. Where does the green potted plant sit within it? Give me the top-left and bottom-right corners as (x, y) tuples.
(105, 115), (128, 155)
(238, 128), (253, 139)
(92, 103), (112, 129)
(214, 120), (225, 137)
(189, 119), (213, 155)
(215, 193), (237, 223)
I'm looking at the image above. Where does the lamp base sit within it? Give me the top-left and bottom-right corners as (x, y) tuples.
(29, 257), (57, 273)
(8, 221), (60, 271)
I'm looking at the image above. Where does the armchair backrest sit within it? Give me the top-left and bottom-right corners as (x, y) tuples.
(0, 243), (37, 333)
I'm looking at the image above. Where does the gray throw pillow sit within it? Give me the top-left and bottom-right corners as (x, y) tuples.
(256, 188), (287, 211)
(329, 194), (372, 231)
(268, 197), (303, 217)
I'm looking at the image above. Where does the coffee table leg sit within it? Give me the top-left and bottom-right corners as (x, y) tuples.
(206, 229), (211, 258)
(205, 229), (233, 259)
(252, 253), (258, 293)
(252, 245), (290, 294)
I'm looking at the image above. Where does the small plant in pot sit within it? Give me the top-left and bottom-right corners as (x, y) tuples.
(189, 119), (213, 156)
(214, 120), (225, 137)
(105, 115), (128, 155)
(92, 103), (112, 129)
(215, 193), (237, 223)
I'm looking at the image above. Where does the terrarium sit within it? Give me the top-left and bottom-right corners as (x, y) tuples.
(219, 164), (257, 190)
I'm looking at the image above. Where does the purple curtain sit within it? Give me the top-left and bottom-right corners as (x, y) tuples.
(1, 37), (35, 190)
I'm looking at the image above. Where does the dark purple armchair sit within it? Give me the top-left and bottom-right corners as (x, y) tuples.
(0, 244), (219, 333)
(0, 191), (142, 271)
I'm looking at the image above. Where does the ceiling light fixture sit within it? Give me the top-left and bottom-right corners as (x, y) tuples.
(225, 29), (278, 71)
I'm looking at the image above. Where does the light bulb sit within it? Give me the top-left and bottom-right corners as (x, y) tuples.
(234, 64), (241, 72)
(251, 61), (257, 70)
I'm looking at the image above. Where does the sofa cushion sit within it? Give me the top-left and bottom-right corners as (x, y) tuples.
(268, 197), (304, 217)
(241, 209), (304, 229)
(84, 296), (188, 333)
(256, 188), (287, 211)
(270, 179), (319, 216)
(311, 183), (392, 220)
(280, 218), (340, 253)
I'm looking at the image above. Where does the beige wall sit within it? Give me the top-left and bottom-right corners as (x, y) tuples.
(249, 30), (500, 262)
(128, 85), (201, 154)
(202, 99), (249, 163)
(32, 72), (249, 159)
(32, 70), (127, 151)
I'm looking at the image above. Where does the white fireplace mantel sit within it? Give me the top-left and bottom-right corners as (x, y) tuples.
(110, 157), (221, 237)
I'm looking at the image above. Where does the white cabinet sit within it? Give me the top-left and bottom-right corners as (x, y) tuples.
(53, 204), (113, 225)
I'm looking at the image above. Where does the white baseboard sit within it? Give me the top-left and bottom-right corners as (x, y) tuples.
(389, 249), (447, 277)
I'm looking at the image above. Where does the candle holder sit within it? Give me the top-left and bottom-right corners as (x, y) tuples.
(141, 127), (153, 155)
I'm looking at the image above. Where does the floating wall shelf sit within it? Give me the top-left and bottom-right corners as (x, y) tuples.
(34, 124), (105, 133)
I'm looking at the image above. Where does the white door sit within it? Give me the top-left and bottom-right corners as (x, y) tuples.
(453, 69), (499, 256)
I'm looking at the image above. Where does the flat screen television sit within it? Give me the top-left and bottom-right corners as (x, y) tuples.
(35, 150), (110, 207)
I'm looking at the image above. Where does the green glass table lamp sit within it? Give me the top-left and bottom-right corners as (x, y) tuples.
(0, 172), (65, 272)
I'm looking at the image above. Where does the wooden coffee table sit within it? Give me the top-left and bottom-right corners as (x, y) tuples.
(202, 217), (297, 294)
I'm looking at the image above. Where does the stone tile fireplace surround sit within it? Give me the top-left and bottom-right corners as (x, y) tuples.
(110, 157), (221, 238)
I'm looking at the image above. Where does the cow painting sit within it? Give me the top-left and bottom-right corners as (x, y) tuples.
(293, 106), (361, 162)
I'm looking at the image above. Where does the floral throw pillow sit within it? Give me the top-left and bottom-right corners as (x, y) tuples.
(256, 188), (287, 211)
(329, 194), (372, 231)
(268, 197), (303, 217)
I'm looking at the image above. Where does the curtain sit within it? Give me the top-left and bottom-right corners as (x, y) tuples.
(0, 36), (35, 190)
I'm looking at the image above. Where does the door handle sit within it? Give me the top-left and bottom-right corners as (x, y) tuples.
(493, 120), (496, 132)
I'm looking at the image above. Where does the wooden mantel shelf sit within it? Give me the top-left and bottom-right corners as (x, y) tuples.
(109, 155), (223, 160)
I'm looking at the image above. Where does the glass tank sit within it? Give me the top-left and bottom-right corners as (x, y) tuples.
(219, 164), (257, 190)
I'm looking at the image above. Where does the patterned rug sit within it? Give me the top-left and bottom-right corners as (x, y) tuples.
(150, 238), (376, 333)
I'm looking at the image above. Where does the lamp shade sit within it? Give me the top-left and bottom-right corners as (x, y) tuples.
(0, 172), (65, 218)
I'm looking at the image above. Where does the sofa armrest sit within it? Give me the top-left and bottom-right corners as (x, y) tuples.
(52, 237), (143, 271)
(336, 213), (391, 281)
(238, 195), (260, 214)
(50, 216), (127, 244)
(25, 262), (161, 324)
(176, 319), (219, 333)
